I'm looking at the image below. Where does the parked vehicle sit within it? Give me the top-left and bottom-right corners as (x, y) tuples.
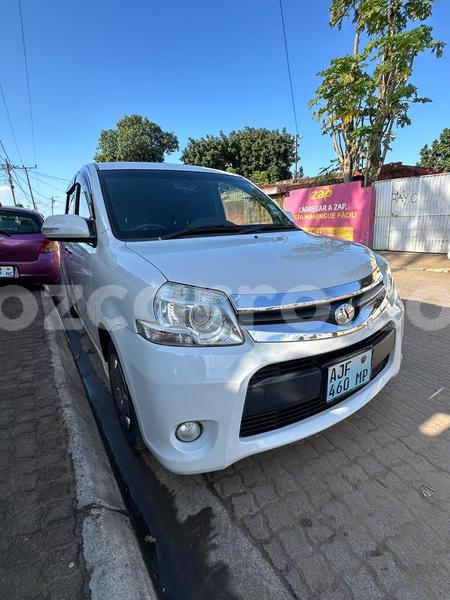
(42, 163), (404, 474)
(0, 206), (60, 284)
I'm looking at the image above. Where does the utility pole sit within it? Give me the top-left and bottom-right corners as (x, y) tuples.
(294, 134), (299, 181)
(2, 161), (17, 206)
(23, 166), (37, 210)
(50, 196), (55, 215)
(293, 134), (303, 182)
(11, 164), (37, 210)
(1, 162), (38, 209)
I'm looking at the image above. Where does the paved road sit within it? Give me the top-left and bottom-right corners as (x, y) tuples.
(0, 286), (87, 599)
(22, 269), (449, 599)
(142, 270), (450, 599)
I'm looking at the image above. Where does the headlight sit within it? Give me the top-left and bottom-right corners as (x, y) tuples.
(136, 282), (244, 346)
(375, 254), (398, 305)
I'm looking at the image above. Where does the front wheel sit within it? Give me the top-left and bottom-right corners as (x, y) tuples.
(107, 344), (145, 450)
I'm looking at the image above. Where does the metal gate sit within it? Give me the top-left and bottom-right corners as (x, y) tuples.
(373, 173), (450, 253)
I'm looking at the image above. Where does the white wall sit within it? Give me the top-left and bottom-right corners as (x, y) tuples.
(373, 173), (450, 254)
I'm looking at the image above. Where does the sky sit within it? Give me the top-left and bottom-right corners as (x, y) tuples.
(0, 0), (449, 213)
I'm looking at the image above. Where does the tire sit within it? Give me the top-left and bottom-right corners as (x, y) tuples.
(107, 343), (145, 450)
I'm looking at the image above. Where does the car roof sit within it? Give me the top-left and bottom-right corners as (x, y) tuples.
(91, 162), (240, 177)
(0, 205), (42, 217)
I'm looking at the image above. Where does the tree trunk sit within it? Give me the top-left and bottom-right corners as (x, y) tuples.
(343, 155), (353, 182)
(353, 30), (360, 56)
(365, 118), (385, 185)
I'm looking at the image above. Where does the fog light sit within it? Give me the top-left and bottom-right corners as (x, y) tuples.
(175, 421), (202, 442)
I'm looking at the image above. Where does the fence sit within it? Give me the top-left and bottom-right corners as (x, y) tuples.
(373, 173), (450, 254)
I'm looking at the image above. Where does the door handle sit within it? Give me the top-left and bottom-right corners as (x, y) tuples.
(65, 247), (72, 257)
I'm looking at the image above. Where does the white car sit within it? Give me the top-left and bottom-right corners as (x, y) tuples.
(43, 162), (404, 474)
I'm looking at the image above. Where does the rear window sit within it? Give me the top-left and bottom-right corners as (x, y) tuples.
(0, 210), (42, 234)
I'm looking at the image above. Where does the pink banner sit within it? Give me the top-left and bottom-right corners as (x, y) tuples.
(284, 181), (375, 245)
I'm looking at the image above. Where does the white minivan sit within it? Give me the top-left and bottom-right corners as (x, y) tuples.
(43, 163), (404, 474)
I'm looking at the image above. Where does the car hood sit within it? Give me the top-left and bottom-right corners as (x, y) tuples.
(126, 230), (377, 307)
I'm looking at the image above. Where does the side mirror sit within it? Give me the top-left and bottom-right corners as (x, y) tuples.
(42, 214), (95, 243)
(284, 210), (295, 222)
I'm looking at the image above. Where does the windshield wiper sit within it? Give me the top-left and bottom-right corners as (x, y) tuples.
(0, 229), (11, 237)
(159, 222), (298, 240)
(159, 224), (244, 240)
(236, 223), (298, 235)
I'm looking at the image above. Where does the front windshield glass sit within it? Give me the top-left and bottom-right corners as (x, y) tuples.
(98, 169), (295, 240)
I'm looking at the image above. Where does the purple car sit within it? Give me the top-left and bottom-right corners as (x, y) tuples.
(0, 206), (60, 283)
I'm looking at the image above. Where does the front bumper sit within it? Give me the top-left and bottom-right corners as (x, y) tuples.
(112, 296), (404, 474)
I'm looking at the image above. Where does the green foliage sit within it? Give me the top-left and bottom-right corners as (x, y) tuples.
(330, 0), (436, 33)
(94, 114), (179, 162)
(181, 127), (300, 183)
(249, 171), (271, 184)
(306, 172), (343, 187)
(181, 132), (230, 171)
(310, 0), (444, 184)
(418, 128), (450, 169)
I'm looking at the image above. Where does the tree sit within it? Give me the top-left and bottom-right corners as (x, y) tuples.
(418, 128), (450, 170)
(94, 115), (179, 162)
(309, 0), (444, 185)
(181, 127), (300, 183)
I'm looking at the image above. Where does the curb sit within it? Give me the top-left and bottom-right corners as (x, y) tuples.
(391, 266), (450, 273)
(41, 288), (157, 600)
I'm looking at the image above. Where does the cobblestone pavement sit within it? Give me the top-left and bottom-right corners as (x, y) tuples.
(0, 286), (87, 599)
(3, 269), (448, 599)
(145, 270), (450, 599)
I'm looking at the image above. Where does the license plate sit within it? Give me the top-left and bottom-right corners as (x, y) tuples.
(0, 266), (15, 278)
(326, 349), (372, 402)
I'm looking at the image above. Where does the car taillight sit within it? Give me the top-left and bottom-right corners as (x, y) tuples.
(39, 239), (59, 254)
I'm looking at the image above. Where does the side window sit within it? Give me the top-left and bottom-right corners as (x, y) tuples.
(78, 190), (93, 220)
(76, 175), (96, 237)
(66, 185), (79, 215)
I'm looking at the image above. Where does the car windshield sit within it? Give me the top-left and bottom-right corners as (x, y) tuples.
(98, 169), (296, 240)
(0, 210), (42, 234)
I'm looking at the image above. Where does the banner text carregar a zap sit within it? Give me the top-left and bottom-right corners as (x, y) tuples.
(284, 181), (375, 245)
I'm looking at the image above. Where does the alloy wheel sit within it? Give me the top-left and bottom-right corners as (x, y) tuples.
(109, 354), (132, 432)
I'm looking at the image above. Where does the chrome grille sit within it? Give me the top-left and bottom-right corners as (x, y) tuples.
(232, 270), (389, 342)
(238, 281), (385, 326)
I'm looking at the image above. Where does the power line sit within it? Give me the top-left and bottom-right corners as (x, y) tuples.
(0, 137), (32, 207)
(11, 171), (31, 201)
(14, 169), (53, 202)
(41, 197), (64, 208)
(35, 171), (70, 183)
(18, 0), (37, 166)
(0, 137), (17, 205)
(278, 0), (299, 137)
(28, 171), (67, 192)
(0, 80), (37, 206)
(0, 136), (12, 164)
(278, 0), (301, 180)
(1, 160), (38, 208)
(1, 161), (18, 205)
(14, 165), (37, 209)
(0, 83), (24, 165)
